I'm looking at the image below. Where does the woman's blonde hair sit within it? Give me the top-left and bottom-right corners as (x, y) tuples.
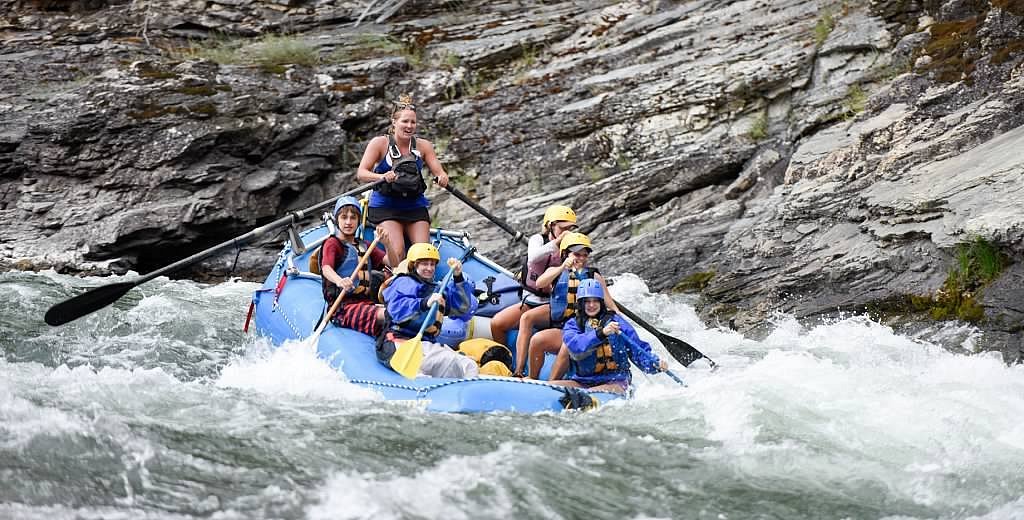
(388, 93), (417, 136)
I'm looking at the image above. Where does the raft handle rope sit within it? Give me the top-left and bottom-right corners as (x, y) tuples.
(348, 375), (598, 396)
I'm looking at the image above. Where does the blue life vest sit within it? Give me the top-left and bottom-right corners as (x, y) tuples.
(549, 267), (595, 324)
(571, 313), (631, 385)
(320, 236), (371, 300)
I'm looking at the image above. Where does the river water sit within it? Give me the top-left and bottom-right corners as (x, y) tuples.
(2, 269), (1023, 520)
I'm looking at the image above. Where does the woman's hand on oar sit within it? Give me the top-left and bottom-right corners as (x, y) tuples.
(310, 235), (381, 345)
(614, 305), (716, 369)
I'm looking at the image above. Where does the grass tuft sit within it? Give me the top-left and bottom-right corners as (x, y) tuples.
(814, 10), (835, 47)
(749, 111), (768, 141)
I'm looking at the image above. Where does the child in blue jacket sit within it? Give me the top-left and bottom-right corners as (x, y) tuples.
(377, 243), (479, 378)
(556, 279), (666, 393)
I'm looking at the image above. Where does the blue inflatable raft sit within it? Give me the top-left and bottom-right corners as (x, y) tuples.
(250, 224), (624, 413)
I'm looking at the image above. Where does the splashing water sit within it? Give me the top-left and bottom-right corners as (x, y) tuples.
(2, 270), (1022, 519)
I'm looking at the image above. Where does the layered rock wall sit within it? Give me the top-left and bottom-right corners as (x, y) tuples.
(2, 0), (1021, 359)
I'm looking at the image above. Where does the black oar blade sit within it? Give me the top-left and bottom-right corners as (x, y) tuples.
(660, 335), (706, 367)
(44, 281), (137, 326)
(617, 304), (714, 368)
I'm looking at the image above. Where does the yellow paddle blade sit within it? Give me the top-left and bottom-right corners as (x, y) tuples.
(390, 334), (423, 379)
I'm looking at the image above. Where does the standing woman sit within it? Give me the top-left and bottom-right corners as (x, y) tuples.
(356, 94), (449, 267)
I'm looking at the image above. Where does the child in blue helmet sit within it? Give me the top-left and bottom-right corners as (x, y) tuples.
(553, 279), (667, 393)
(320, 196), (391, 336)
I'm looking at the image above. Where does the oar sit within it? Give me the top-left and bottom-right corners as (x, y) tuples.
(664, 369), (687, 386)
(615, 331), (687, 387)
(44, 180), (384, 327)
(390, 247), (476, 379)
(615, 305), (716, 369)
(442, 184), (715, 368)
(309, 235), (381, 346)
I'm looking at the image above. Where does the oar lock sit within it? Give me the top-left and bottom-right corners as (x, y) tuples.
(322, 211), (337, 237)
(287, 213), (307, 255)
(476, 276), (501, 305)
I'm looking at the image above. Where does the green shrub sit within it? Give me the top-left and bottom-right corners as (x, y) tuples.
(749, 111), (768, 141)
(915, 236), (1007, 322)
(843, 84), (867, 117)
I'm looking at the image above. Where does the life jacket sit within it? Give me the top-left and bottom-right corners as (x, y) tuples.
(549, 267), (596, 324)
(382, 273), (444, 339)
(518, 233), (560, 296)
(457, 338), (513, 376)
(320, 236), (375, 302)
(375, 135), (426, 199)
(570, 313), (628, 382)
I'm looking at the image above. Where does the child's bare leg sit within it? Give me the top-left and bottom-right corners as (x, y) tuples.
(527, 328), (562, 380)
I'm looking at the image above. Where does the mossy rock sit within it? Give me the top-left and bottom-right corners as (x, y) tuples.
(671, 271), (715, 293)
(992, 41), (1024, 65)
(919, 17), (981, 83)
(139, 70), (179, 80)
(875, 237), (1009, 323)
(175, 85), (220, 96)
(992, 0), (1024, 16)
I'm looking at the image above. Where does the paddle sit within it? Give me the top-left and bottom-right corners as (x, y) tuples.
(615, 305), (716, 369)
(309, 235), (382, 346)
(615, 332), (687, 387)
(390, 247), (476, 379)
(442, 184), (716, 368)
(44, 180), (384, 327)
(664, 369), (687, 386)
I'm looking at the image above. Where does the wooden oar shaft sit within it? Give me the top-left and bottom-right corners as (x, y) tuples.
(313, 235), (381, 338)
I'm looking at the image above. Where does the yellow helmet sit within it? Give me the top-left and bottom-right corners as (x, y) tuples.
(407, 243), (440, 263)
(559, 231), (592, 253)
(542, 205), (577, 229)
(480, 360), (513, 377)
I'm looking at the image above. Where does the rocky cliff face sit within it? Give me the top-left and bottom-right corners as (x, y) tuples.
(2, 0), (1022, 360)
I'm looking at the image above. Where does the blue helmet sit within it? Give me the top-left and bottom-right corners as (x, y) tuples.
(437, 317), (468, 347)
(334, 196), (361, 217)
(576, 279), (604, 301)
